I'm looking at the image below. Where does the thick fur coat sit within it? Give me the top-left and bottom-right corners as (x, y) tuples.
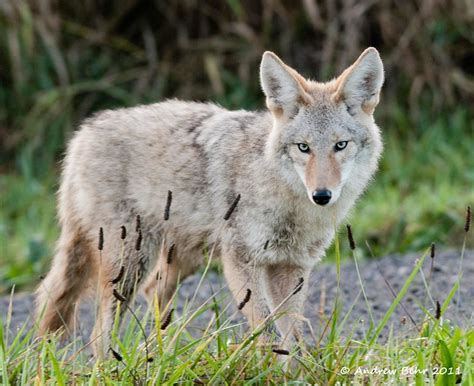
(36, 48), (384, 356)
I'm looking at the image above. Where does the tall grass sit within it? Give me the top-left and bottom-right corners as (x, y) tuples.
(0, 216), (472, 384)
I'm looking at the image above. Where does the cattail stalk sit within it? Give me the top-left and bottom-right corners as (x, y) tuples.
(465, 206), (471, 233)
(237, 289), (252, 310)
(224, 194), (241, 221)
(167, 244), (175, 264)
(292, 277), (304, 295)
(135, 229), (143, 251)
(346, 224), (355, 250)
(164, 190), (172, 221)
(160, 308), (174, 330)
(435, 300), (441, 320)
(113, 289), (127, 303)
(111, 266), (125, 284)
(98, 227), (104, 250)
(110, 348), (123, 361)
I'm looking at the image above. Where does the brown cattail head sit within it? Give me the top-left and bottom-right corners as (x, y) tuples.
(346, 224), (355, 250)
(111, 266), (125, 284)
(167, 244), (175, 264)
(135, 229), (143, 251)
(263, 240), (269, 250)
(430, 243), (435, 259)
(237, 289), (252, 310)
(113, 289), (127, 303)
(435, 300), (441, 320)
(292, 277), (304, 295)
(160, 308), (174, 330)
(224, 194), (241, 221)
(465, 206), (471, 233)
(110, 348), (123, 361)
(98, 227), (104, 250)
(136, 215), (141, 232)
(120, 226), (127, 240)
(164, 190), (172, 221)
(272, 348), (290, 355)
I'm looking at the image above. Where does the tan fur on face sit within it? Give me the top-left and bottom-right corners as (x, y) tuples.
(326, 154), (341, 188)
(303, 152), (341, 193)
(304, 153), (318, 192)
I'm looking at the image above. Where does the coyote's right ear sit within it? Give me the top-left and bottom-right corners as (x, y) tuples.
(335, 47), (384, 116)
(260, 52), (311, 119)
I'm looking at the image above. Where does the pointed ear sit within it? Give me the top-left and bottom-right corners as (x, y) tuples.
(335, 47), (384, 116)
(260, 51), (311, 118)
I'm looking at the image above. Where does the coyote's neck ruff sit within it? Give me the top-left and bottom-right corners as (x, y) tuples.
(37, 48), (384, 356)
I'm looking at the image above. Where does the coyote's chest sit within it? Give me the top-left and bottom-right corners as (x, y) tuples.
(242, 205), (334, 267)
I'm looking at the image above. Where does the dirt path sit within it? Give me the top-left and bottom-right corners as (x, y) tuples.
(1, 250), (472, 344)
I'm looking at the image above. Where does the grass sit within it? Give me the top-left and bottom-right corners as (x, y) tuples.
(0, 225), (472, 384)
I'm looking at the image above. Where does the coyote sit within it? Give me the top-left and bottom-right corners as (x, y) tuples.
(36, 48), (384, 357)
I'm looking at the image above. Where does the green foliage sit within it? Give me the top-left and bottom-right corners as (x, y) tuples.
(0, 245), (473, 384)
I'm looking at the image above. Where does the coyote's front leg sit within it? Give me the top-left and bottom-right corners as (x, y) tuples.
(221, 248), (270, 342)
(263, 264), (310, 349)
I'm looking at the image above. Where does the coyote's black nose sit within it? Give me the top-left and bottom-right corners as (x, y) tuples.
(312, 189), (332, 206)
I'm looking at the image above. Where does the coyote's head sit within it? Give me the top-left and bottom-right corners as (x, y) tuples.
(260, 48), (384, 207)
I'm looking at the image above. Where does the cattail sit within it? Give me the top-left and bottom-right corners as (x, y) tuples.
(156, 270), (161, 281)
(98, 227), (104, 250)
(135, 229), (142, 251)
(113, 289), (127, 303)
(147, 357), (154, 363)
(160, 308), (174, 330)
(237, 289), (252, 310)
(292, 277), (304, 295)
(110, 348), (123, 361)
(111, 266), (125, 284)
(435, 301), (441, 320)
(430, 243), (435, 259)
(465, 206), (471, 233)
(164, 190), (172, 221)
(120, 226), (127, 240)
(135, 215), (141, 232)
(346, 224), (355, 250)
(272, 348), (290, 355)
(263, 240), (269, 250)
(224, 194), (241, 221)
(167, 244), (175, 264)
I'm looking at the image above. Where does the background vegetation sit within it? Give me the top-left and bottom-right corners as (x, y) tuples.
(0, 0), (473, 293)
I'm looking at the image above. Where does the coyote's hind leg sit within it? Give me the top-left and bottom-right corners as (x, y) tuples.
(36, 227), (94, 337)
(90, 232), (156, 358)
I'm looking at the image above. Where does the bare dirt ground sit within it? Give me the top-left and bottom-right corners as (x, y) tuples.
(1, 250), (472, 345)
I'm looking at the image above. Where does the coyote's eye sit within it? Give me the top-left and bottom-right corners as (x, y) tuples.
(334, 141), (348, 152)
(297, 143), (310, 153)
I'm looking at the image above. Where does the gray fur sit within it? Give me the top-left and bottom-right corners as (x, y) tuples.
(36, 48), (384, 356)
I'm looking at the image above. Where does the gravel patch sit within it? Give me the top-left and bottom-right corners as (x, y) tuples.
(1, 250), (472, 346)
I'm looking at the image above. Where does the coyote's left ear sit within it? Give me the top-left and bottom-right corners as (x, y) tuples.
(335, 47), (384, 116)
(260, 51), (312, 119)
